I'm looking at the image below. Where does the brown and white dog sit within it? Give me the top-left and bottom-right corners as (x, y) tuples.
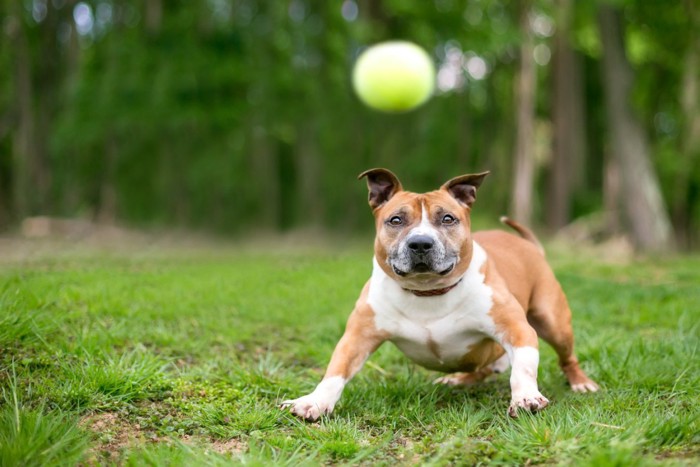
(281, 169), (598, 421)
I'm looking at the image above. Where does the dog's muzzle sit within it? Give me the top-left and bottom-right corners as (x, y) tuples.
(391, 234), (455, 276)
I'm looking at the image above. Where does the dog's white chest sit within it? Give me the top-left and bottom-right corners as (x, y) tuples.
(367, 242), (497, 371)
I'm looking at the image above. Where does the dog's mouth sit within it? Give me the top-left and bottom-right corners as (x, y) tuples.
(413, 263), (431, 273)
(392, 262), (454, 277)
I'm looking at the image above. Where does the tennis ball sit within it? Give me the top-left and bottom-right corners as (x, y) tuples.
(352, 41), (435, 113)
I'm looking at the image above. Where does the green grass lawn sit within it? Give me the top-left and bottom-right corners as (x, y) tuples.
(1, 239), (698, 466)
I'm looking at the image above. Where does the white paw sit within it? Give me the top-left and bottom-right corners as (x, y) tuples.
(281, 376), (346, 422)
(280, 395), (334, 422)
(508, 391), (549, 418)
(571, 380), (600, 393)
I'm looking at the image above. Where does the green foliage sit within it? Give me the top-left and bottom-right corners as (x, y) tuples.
(2, 0), (698, 243)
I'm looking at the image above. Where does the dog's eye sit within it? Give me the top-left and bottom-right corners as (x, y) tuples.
(388, 216), (403, 226)
(442, 214), (456, 225)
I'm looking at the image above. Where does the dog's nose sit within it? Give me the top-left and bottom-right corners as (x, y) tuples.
(408, 235), (434, 254)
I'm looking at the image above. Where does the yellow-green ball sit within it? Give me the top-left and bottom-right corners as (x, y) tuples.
(352, 41), (435, 113)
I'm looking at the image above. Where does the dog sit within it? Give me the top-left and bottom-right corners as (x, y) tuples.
(281, 169), (598, 421)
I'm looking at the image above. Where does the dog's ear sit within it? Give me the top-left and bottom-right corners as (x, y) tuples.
(441, 171), (489, 208)
(358, 168), (403, 210)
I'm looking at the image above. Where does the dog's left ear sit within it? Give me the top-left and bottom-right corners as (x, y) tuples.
(441, 171), (490, 208)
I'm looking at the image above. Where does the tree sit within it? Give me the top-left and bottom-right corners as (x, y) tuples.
(598, 4), (674, 252)
(511, 0), (537, 226)
(675, 0), (700, 248)
(547, 0), (586, 231)
(0, 0), (695, 245)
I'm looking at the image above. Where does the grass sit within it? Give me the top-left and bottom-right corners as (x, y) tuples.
(1, 373), (89, 466)
(0, 238), (698, 465)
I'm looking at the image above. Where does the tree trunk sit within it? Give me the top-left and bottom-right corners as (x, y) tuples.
(547, 0), (586, 230)
(295, 122), (323, 227)
(511, 0), (537, 226)
(250, 124), (281, 230)
(674, 0), (700, 248)
(9, 3), (36, 218)
(60, 21), (82, 216)
(0, 111), (10, 227)
(8, 1), (64, 218)
(597, 5), (674, 252)
(603, 155), (621, 235)
(96, 135), (118, 225)
(33, 1), (61, 213)
(145, 0), (163, 34)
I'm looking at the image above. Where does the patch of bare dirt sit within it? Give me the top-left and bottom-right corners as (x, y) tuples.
(655, 446), (700, 463)
(391, 435), (420, 463)
(79, 411), (247, 463)
(80, 412), (145, 463)
(209, 438), (246, 455)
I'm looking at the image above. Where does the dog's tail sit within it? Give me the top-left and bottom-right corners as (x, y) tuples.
(500, 216), (545, 256)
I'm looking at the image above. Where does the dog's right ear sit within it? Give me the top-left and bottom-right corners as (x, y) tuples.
(358, 168), (403, 210)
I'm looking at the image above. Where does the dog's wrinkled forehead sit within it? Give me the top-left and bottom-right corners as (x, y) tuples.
(378, 191), (467, 222)
(379, 193), (421, 218)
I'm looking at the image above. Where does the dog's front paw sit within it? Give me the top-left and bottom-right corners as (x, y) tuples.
(508, 392), (549, 418)
(280, 395), (333, 422)
(281, 376), (345, 422)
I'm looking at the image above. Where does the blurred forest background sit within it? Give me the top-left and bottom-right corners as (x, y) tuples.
(1, 0), (698, 252)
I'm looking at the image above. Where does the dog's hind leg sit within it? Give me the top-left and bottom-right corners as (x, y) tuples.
(434, 353), (510, 386)
(527, 278), (599, 393)
(434, 368), (492, 386)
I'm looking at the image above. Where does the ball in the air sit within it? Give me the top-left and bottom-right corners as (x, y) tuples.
(352, 41), (435, 113)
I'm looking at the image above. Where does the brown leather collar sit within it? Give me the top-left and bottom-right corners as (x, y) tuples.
(403, 279), (463, 297)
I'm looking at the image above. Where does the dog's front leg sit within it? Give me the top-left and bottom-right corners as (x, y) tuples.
(281, 300), (386, 422)
(504, 341), (549, 417)
(494, 301), (550, 417)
